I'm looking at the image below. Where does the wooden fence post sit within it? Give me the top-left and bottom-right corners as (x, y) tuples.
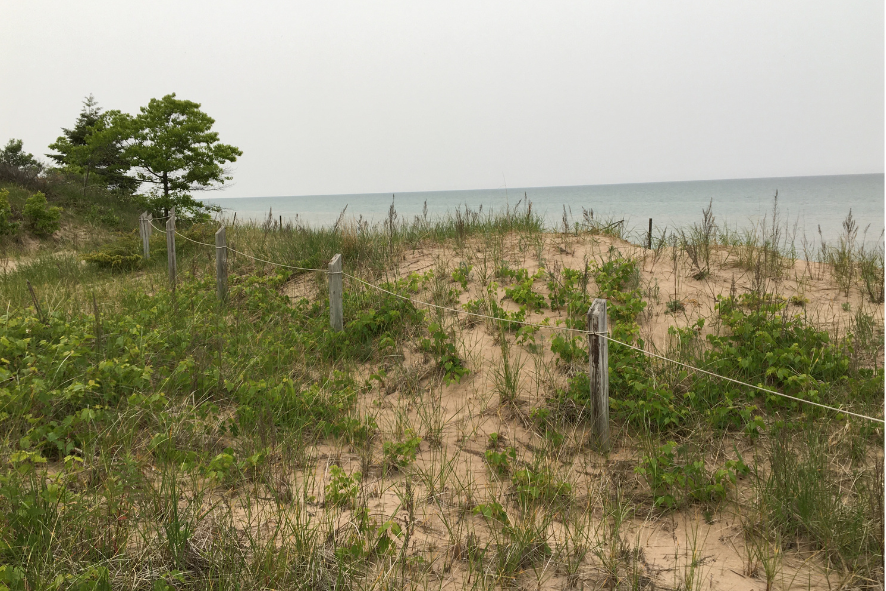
(215, 226), (227, 302)
(139, 213), (150, 259)
(166, 212), (177, 292)
(588, 298), (610, 451)
(328, 253), (343, 331)
(647, 218), (653, 250)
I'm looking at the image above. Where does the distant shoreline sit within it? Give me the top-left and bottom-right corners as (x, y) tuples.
(204, 174), (884, 246)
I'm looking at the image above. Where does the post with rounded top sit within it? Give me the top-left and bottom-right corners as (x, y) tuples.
(588, 299), (610, 451)
(328, 253), (343, 331)
(166, 211), (177, 293)
(216, 226), (227, 302)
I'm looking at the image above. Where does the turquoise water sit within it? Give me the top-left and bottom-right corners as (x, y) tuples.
(205, 174), (884, 245)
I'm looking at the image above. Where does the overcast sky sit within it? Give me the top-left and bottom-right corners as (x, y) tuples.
(2, 1), (883, 197)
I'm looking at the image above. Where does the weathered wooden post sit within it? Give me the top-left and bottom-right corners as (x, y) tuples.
(138, 213), (150, 259)
(215, 226), (227, 302)
(588, 299), (610, 451)
(166, 212), (177, 292)
(328, 253), (343, 331)
(647, 218), (653, 250)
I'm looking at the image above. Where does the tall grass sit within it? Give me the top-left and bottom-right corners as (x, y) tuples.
(758, 429), (884, 575)
(717, 193), (797, 283)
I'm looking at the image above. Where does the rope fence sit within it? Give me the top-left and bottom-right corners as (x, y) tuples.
(137, 212), (885, 427)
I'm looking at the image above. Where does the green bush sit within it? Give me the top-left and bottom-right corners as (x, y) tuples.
(451, 262), (472, 290)
(23, 192), (62, 237)
(325, 465), (362, 508)
(420, 322), (469, 384)
(0, 188), (19, 236)
(635, 442), (749, 508)
(485, 446), (517, 476)
(504, 268), (547, 310)
(464, 282), (527, 332)
(382, 430), (421, 472)
(706, 294), (851, 409)
(82, 239), (142, 271)
(473, 501), (509, 525)
(84, 204), (121, 228)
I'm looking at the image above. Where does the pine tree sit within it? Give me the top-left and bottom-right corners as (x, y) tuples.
(47, 95), (136, 194)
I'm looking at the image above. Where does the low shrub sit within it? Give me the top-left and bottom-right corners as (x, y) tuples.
(23, 192), (62, 238)
(82, 239), (142, 271)
(635, 442), (749, 508)
(325, 465), (362, 508)
(503, 268), (547, 310)
(0, 188), (19, 236)
(485, 446), (517, 476)
(421, 321), (468, 383)
(383, 430), (421, 472)
(464, 282), (527, 332)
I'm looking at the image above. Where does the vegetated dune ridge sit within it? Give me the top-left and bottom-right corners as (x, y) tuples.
(1, 194), (882, 590)
(275, 228), (884, 591)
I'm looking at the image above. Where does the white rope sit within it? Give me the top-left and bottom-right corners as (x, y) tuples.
(141, 224), (884, 424)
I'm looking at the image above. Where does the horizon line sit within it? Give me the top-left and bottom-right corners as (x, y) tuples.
(209, 171), (885, 200)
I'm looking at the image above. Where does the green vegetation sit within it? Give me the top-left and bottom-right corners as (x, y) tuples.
(22, 192), (62, 237)
(119, 94), (242, 216)
(464, 282), (528, 332)
(420, 321), (468, 384)
(0, 173), (881, 590)
(325, 465), (362, 508)
(6, 92), (241, 230)
(635, 441), (749, 508)
(383, 431), (422, 472)
(0, 188), (19, 236)
(485, 446), (517, 476)
(0, 139), (43, 172)
(512, 464), (572, 507)
(47, 95), (137, 195)
(502, 267), (547, 310)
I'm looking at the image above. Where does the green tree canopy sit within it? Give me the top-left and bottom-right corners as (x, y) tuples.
(47, 94), (102, 166)
(1, 139), (43, 171)
(48, 96), (138, 194)
(122, 93), (242, 216)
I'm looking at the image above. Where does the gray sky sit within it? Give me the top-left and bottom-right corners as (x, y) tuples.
(2, 1), (883, 197)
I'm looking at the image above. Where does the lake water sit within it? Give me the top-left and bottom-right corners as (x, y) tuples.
(205, 174), (884, 246)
